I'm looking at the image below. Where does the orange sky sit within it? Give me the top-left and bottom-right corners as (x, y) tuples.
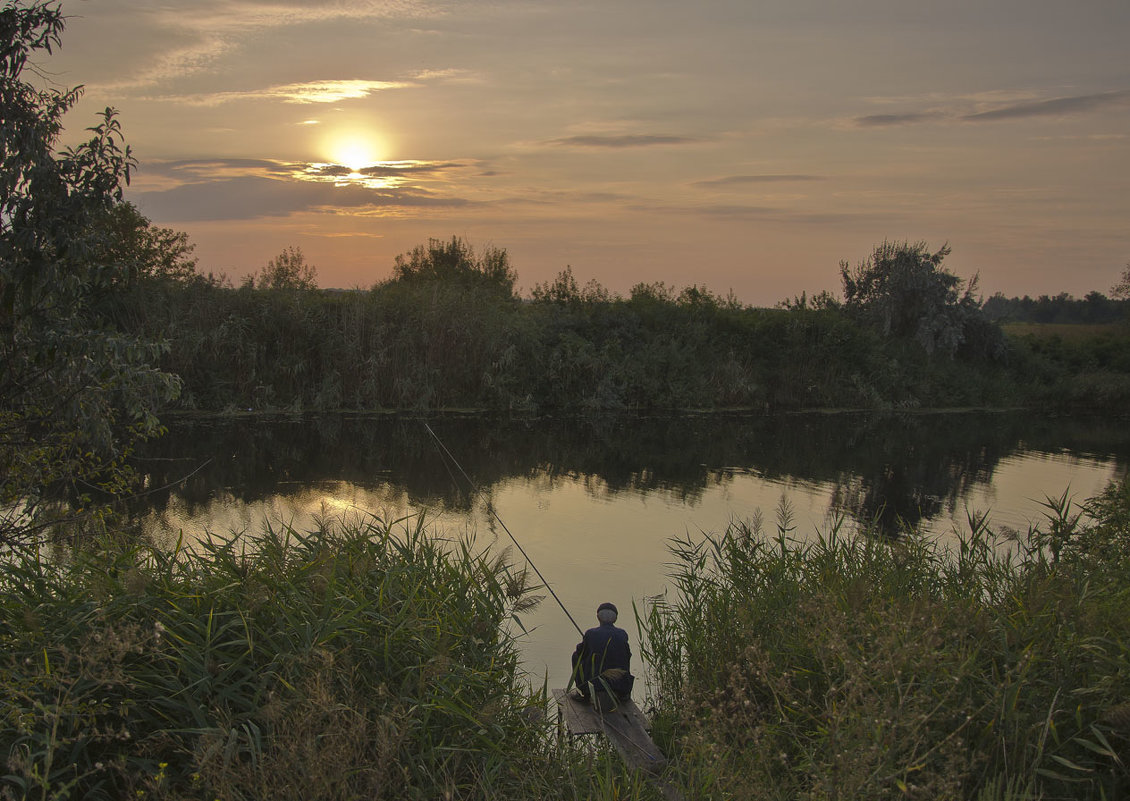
(50, 0), (1130, 305)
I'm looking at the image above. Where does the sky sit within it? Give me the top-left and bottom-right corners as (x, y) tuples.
(44, 0), (1130, 305)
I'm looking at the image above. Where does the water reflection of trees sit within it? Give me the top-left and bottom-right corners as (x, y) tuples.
(129, 413), (1130, 533)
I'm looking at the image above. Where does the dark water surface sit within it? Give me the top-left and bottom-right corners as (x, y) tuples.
(131, 412), (1128, 691)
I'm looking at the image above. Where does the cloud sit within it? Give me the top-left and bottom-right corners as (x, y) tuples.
(852, 89), (1130, 127)
(694, 174), (825, 187)
(147, 157), (466, 181)
(146, 158), (297, 180)
(133, 176), (469, 222)
(147, 1), (434, 36)
(548, 134), (703, 148)
(131, 157), (473, 221)
(963, 89), (1130, 121)
(89, 1), (435, 91)
(853, 111), (947, 127)
(358, 162), (464, 177)
(152, 79), (411, 106)
(410, 68), (482, 83)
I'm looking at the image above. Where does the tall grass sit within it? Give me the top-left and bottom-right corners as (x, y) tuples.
(0, 516), (661, 800)
(642, 481), (1130, 800)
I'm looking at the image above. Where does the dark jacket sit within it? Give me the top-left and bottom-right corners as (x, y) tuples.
(572, 622), (632, 697)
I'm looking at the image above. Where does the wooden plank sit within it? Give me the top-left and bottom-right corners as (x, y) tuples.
(553, 688), (650, 734)
(552, 689), (667, 774)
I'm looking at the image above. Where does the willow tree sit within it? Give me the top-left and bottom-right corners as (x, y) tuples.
(840, 241), (1002, 358)
(0, 1), (180, 543)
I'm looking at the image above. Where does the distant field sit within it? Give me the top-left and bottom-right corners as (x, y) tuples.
(1001, 321), (1129, 340)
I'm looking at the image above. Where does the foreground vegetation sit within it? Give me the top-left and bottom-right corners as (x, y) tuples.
(0, 517), (663, 800)
(4, 480), (1127, 800)
(642, 478), (1130, 800)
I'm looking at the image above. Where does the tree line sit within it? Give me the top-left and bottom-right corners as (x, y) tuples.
(109, 231), (1129, 419)
(983, 290), (1129, 325)
(110, 235), (1024, 415)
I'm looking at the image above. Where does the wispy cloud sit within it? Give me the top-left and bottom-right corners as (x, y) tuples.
(694, 174), (825, 187)
(149, 1), (430, 29)
(132, 156), (473, 221)
(134, 176), (468, 222)
(852, 89), (1130, 127)
(152, 79), (411, 106)
(853, 111), (947, 127)
(548, 134), (703, 148)
(411, 68), (482, 83)
(963, 89), (1130, 121)
(148, 156), (469, 183)
(91, 1), (435, 91)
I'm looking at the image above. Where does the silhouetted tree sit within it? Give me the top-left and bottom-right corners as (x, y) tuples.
(94, 202), (198, 284)
(841, 241), (999, 357)
(532, 266), (613, 305)
(389, 236), (516, 298)
(1114, 262), (1130, 301)
(248, 246), (318, 290)
(1, 2), (180, 543)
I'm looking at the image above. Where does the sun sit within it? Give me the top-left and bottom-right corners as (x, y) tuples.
(323, 131), (385, 172)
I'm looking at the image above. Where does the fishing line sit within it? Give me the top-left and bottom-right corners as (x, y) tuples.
(424, 422), (584, 637)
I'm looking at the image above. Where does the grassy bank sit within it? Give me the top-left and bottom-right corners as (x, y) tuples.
(0, 518), (659, 800)
(642, 480), (1130, 799)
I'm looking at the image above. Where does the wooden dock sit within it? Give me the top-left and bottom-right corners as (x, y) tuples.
(552, 688), (667, 773)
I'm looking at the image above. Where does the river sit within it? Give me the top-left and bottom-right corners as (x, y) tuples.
(130, 411), (1128, 694)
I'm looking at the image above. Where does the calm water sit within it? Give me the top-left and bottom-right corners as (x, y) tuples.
(131, 412), (1128, 693)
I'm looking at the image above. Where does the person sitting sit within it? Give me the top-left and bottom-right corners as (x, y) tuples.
(569, 602), (634, 708)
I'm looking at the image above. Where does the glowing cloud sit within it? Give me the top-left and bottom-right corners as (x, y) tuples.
(165, 79), (411, 106)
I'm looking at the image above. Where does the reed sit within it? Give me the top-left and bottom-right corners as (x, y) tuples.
(0, 515), (660, 800)
(642, 481), (1130, 800)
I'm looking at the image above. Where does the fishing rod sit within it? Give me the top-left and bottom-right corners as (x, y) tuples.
(423, 422), (584, 637)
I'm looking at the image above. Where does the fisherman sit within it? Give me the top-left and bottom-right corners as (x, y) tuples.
(570, 602), (634, 707)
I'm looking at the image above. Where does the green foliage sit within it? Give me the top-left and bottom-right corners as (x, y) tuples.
(531, 266), (612, 305)
(92, 202), (198, 285)
(113, 258), (1047, 414)
(388, 236), (517, 299)
(841, 241), (1003, 358)
(96, 231), (1128, 415)
(0, 516), (660, 800)
(0, 1), (180, 544)
(1002, 322), (1130, 411)
(245, 246), (317, 291)
(643, 481), (1130, 800)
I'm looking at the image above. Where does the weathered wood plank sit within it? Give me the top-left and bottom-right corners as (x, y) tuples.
(552, 689), (667, 774)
